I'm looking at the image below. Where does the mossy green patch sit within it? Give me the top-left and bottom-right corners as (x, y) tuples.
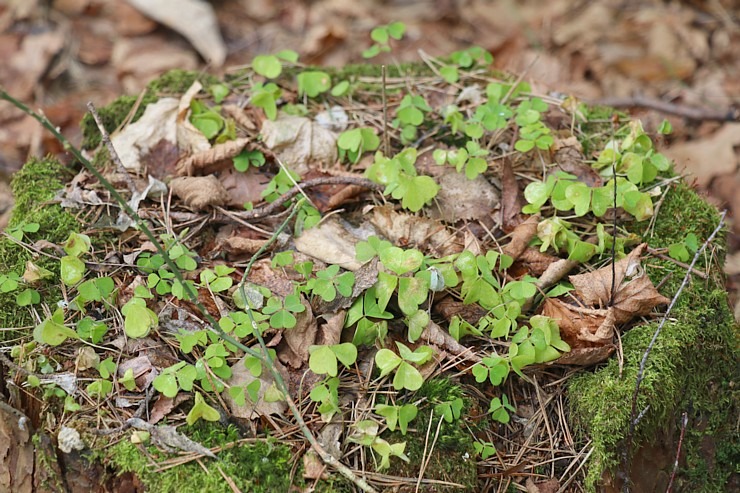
(0, 157), (79, 332)
(107, 423), (299, 493)
(568, 182), (739, 491)
(384, 378), (478, 491)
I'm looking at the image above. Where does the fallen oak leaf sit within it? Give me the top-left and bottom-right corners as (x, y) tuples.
(541, 298), (612, 348)
(570, 243), (669, 324)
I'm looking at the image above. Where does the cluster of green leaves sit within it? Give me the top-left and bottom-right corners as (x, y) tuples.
(514, 97), (553, 152)
(249, 50), (299, 120)
(137, 234), (199, 300)
(337, 127), (380, 163)
(60, 232), (91, 286)
(667, 232), (699, 262)
(6, 221), (39, 242)
(365, 148), (439, 212)
(439, 46), (493, 84)
(349, 420), (409, 470)
(524, 171), (655, 227)
(433, 140), (488, 180)
(376, 402), (418, 435)
(251, 50), (299, 79)
(297, 71), (332, 98)
(593, 120), (672, 186)
(233, 149), (266, 172)
(393, 94), (431, 143)
(190, 99), (234, 142)
(362, 21), (406, 59)
(0, 262), (47, 308)
(310, 376), (341, 422)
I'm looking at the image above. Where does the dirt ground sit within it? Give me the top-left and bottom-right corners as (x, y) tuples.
(0, 0), (738, 313)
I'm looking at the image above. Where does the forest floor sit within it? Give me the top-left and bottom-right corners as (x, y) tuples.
(1, 0), (738, 319)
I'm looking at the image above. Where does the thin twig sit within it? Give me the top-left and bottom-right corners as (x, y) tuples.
(665, 412), (689, 493)
(216, 176), (383, 221)
(87, 102), (139, 194)
(591, 95), (738, 122)
(382, 65), (390, 156)
(622, 211), (726, 491)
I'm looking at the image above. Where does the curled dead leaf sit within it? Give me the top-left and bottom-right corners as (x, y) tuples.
(570, 243), (670, 324)
(170, 175), (229, 210)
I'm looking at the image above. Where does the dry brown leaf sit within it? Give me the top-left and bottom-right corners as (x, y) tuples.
(176, 138), (249, 176)
(428, 171), (499, 223)
(316, 311), (346, 346)
(541, 298), (611, 348)
(552, 136), (602, 187)
(370, 206), (463, 257)
(117, 355), (155, 389)
(664, 123), (740, 187)
(223, 351), (289, 419)
(218, 166), (268, 207)
(113, 2), (158, 36)
(111, 35), (198, 93)
(125, 0), (226, 66)
(503, 215), (540, 261)
(222, 104), (257, 131)
(277, 298), (317, 368)
(294, 217), (364, 271)
(261, 115), (338, 174)
(222, 236), (269, 256)
(570, 244), (669, 324)
(525, 477), (560, 493)
(170, 175), (229, 210)
(0, 401), (34, 493)
(518, 248), (559, 277)
(109, 98), (179, 172)
(556, 345), (616, 366)
(434, 297), (487, 326)
(149, 393), (188, 424)
(303, 451), (327, 480)
(249, 259), (294, 297)
(501, 157), (524, 230)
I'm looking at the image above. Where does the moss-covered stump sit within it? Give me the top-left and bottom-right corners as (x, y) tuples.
(570, 182), (739, 491)
(0, 63), (737, 493)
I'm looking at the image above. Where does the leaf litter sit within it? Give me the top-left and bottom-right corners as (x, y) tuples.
(0, 39), (712, 491)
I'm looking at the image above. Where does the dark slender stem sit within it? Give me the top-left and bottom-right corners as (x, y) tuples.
(382, 65), (390, 156)
(665, 412), (688, 493)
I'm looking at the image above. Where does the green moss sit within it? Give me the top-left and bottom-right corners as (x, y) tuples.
(108, 423), (300, 493)
(384, 378), (478, 491)
(0, 157), (79, 332)
(568, 182), (739, 491)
